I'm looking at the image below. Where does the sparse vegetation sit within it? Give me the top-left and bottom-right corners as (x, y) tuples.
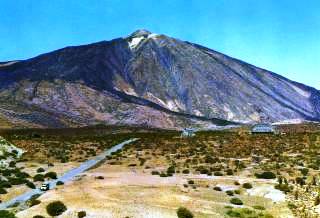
(0, 210), (17, 218)
(177, 207), (194, 218)
(0, 124), (319, 217)
(78, 211), (87, 218)
(230, 197), (243, 205)
(46, 201), (67, 216)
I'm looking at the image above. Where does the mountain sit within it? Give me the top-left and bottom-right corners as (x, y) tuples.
(0, 29), (319, 129)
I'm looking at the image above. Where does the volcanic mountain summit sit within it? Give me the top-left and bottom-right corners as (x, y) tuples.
(0, 29), (319, 128)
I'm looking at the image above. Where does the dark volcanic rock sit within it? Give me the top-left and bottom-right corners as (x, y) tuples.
(0, 30), (319, 128)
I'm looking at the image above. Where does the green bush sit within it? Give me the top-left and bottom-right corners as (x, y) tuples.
(0, 210), (17, 218)
(33, 174), (45, 182)
(46, 201), (67, 216)
(230, 197), (243, 205)
(29, 199), (41, 207)
(253, 205), (266, 210)
(299, 168), (309, 176)
(45, 172), (57, 179)
(226, 169), (234, 175)
(159, 172), (168, 177)
(234, 189), (241, 195)
(226, 190), (234, 196)
(56, 181), (64, 186)
(182, 169), (190, 174)
(37, 168), (45, 173)
(7, 177), (27, 185)
(26, 181), (36, 189)
(78, 211), (86, 218)
(213, 186), (222, 191)
(0, 188), (7, 194)
(214, 171), (223, 176)
(167, 166), (175, 174)
(177, 207), (194, 218)
(255, 171), (276, 179)
(0, 180), (11, 188)
(151, 171), (159, 175)
(275, 184), (291, 193)
(33, 216), (45, 218)
(242, 183), (253, 189)
(187, 180), (194, 185)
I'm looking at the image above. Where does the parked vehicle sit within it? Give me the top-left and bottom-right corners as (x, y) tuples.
(40, 183), (50, 191)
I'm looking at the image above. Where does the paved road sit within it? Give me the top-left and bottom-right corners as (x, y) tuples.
(0, 138), (138, 210)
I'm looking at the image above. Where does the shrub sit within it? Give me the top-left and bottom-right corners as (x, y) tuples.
(167, 166), (175, 174)
(37, 168), (45, 173)
(0, 188), (7, 194)
(56, 181), (64, 186)
(253, 205), (266, 210)
(199, 168), (209, 174)
(9, 161), (16, 168)
(275, 184), (291, 193)
(213, 186), (222, 191)
(295, 177), (306, 186)
(315, 195), (320, 206)
(230, 197), (243, 205)
(226, 190), (234, 196)
(182, 169), (190, 174)
(26, 181), (36, 189)
(187, 180), (194, 185)
(234, 189), (241, 195)
(177, 207), (194, 218)
(0, 210), (17, 218)
(45, 172), (57, 179)
(46, 201), (67, 216)
(159, 172), (168, 177)
(29, 199), (41, 207)
(255, 171), (276, 179)
(95, 176), (104, 180)
(139, 158), (146, 166)
(0, 180), (11, 188)
(151, 171), (159, 175)
(300, 168), (309, 176)
(33, 174), (45, 182)
(7, 177), (27, 185)
(33, 216), (45, 218)
(226, 169), (234, 175)
(242, 183), (253, 189)
(214, 171), (223, 176)
(78, 211), (87, 218)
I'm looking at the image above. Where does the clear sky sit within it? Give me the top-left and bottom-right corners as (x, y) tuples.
(1, 0), (319, 89)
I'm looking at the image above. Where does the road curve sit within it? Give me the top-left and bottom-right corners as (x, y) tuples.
(0, 138), (139, 210)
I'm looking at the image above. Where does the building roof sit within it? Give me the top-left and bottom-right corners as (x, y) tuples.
(251, 123), (275, 132)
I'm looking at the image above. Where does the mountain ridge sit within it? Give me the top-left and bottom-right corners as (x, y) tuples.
(0, 29), (319, 129)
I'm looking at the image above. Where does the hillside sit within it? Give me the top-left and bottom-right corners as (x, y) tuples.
(0, 29), (319, 128)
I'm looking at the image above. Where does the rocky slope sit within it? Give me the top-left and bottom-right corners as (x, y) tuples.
(0, 29), (319, 128)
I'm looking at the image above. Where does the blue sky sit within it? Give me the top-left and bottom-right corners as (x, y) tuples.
(1, 0), (319, 89)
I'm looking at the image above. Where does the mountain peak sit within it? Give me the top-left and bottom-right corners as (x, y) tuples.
(129, 29), (152, 38)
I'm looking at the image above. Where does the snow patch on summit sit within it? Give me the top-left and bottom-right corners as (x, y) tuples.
(128, 36), (145, 49)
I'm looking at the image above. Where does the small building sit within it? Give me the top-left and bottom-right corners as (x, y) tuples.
(251, 123), (275, 134)
(181, 128), (196, 137)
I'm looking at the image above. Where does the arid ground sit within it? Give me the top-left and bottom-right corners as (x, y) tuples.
(0, 123), (319, 218)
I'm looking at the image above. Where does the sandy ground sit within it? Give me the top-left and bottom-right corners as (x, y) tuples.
(0, 162), (80, 202)
(18, 161), (81, 178)
(16, 163), (293, 218)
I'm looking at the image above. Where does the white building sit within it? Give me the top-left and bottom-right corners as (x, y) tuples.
(251, 123), (275, 134)
(181, 128), (196, 137)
